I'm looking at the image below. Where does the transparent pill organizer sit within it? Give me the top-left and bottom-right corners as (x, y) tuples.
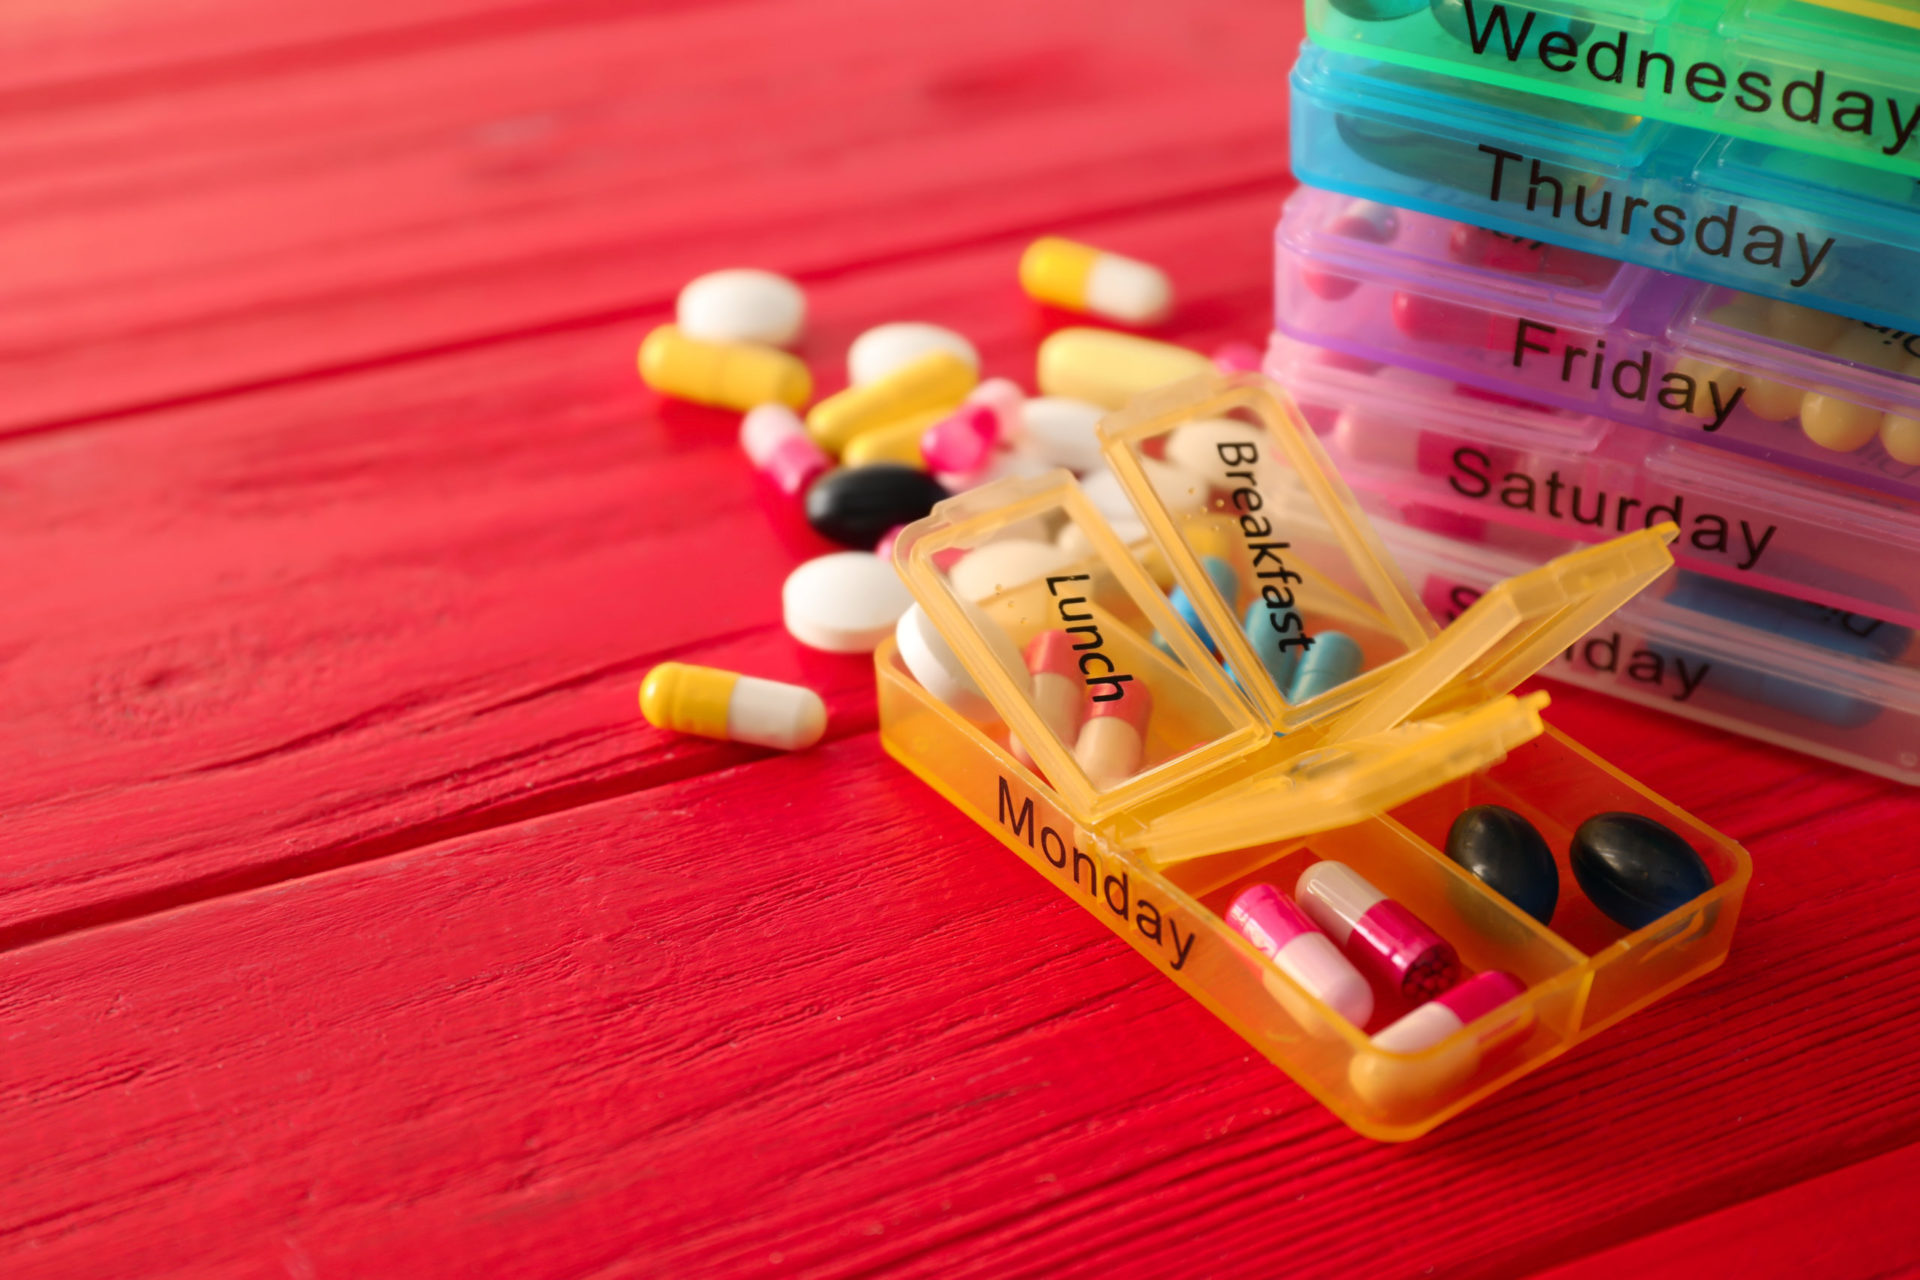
(1266, 335), (1920, 628)
(1369, 501), (1920, 784)
(1289, 41), (1920, 330)
(1305, 0), (1920, 179)
(875, 372), (1749, 1139)
(1274, 184), (1920, 499)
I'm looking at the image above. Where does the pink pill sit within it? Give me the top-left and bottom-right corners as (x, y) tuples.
(1211, 341), (1265, 374)
(1227, 883), (1374, 1027)
(920, 403), (1000, 476)
(740, 404), (832, 498)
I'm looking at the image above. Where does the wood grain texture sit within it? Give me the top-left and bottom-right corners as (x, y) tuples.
(0, 734), (1916, 1278)
(6, 0), (1920, 1273)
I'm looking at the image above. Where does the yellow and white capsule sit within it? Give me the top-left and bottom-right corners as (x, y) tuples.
(639, 662), (826, 751)
(806, 349), (976, 453)
(638, 325), (812, 411)
(1019, 236), (1172, 325)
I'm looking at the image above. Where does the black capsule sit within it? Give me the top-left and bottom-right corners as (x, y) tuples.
(1570, 812), (1714, 930)
(1445, 804), (1558, 925)
(804, 464), (949, 550)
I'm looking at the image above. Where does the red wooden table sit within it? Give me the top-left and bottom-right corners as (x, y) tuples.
(6, 1), (1920, 1274)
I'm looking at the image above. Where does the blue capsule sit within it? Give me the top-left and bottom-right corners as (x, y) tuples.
(1243, 595), (1305, 694)
(1289, 630), (1364, 703)
(1159, 556), (1241, 654)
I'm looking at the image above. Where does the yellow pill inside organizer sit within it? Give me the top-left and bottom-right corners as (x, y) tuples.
(1020, 236), (1173, 326)
(640, 662), (827, 751)
(841, 405), (950, 468)
(807, 349), (976, 453)
(639, 325), (812, 411)
(1037, 327), (1212, 408)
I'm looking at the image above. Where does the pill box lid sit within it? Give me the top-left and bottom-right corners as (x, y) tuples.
(892, 373), (1677, 857)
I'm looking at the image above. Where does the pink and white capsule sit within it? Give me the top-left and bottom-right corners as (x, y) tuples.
(1013, 629), (1088, 769)
(1370, 970), (1526, 1054)
(740, 404), (831, 497)
(919, 403), (1000, 476)
(1227, 884), (1374, 1027)
(1296, 861), (1461, 1002)
(1074, 676), (1151, 789)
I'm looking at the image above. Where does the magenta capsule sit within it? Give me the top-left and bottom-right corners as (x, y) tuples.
(920, 403), (1000, 476)
(740, 404), (832, 498)
(1210, 341), (1265, 374)
(1295, 861), (1461, 1002)
(1227, 884), (1373, 1027)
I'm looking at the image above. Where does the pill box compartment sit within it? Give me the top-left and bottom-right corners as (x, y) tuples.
(1372, 506), (1920, 784)
(1289, 41), (1920, 330)
(1304, 0), (1920, 179)
(1266, 334), (1920, 628)
(1275, 184), (1920, 499)
(876, 373), (1751, 1139)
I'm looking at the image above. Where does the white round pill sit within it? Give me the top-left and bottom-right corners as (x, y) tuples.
(1020, 397), (1108, 472)
(948, 538), (1077, 602)
(895, 602), (1028, 720)
(847, 323), (981, 386)
(782, 552), (914, 653)
(676, 269), (806, 347)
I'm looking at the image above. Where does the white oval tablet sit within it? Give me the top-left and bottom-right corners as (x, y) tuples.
(895, 602), (1027, 720)
(782, 552), (913, 653)
(1020, 397), (1107, 472)
(848, 323), (980, 386)
(948, 539), (1077, 602)
(676, 269), (806, 347)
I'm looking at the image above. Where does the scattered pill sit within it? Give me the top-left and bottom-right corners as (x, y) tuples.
(842, 406), (948, 468)
(965, 377), (1027, 439)
(1211, 341), (1265, 374)
(1018, 396), (1109, 472)
(1881, 412), (1920, 464)
(1296, 860), (1461, 1002)
(935, 446), (1055, 495)
(947, 537), (1077, 601)
(808, 349), (977, 453)
(640, 662), (826, 751)
(1243, 596), (1304, 693)
(1227, 883), (1374, 1027)
(1348, 969), (1529, 1113)
(1799, 389), (1881, 452)
(895, 601), (1026, 721)
(781, 551), (914, 653)
(639, 324), (812, 411)
(919, 403), (1000, 475)
(873, 524), (909, 562)
(1289, 630), (1364, 703)
(847, 322), (981, 386)
(1074, 677), (1151, 789)
(1445, 805), (1559, 925)
(804, 463), (950, 550)
(740, 404), (832, 497)
(1019, 236), (1172, 325)
(1037, 328), (1212, 408)
(1569, 812), (1714, 930)
(1019, 629), (1091, 765)
(675, 269), (806, 347)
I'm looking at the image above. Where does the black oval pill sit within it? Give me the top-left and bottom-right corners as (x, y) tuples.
(1570, 812), (1714, 930)
(804, 464), (949, 550)
(1446, 804), (1558, 925)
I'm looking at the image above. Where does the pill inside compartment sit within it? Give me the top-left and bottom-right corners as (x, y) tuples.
(1388, 731), (1747, 1033)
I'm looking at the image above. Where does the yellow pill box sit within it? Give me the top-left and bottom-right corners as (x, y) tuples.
(875, 372), (1750, 1140)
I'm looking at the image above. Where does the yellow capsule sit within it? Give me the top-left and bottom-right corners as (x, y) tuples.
(1020, 236), (1172, 325)
(638, 324), (811, 411)
(1036, 327), (1212, 408)
(806, 349), (975, 453)
(639, 662), (826, 751)
(840, 405), (949, 468)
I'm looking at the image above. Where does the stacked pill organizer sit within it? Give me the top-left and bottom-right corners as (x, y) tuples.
(876, 374), (1750, 1139)
(1273, 2), (1920, 784)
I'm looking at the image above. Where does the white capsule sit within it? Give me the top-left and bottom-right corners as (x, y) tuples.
(782, 552), (914, 653)
(895, 601), (1028, 720)
(947, 538), (1077, 602)
(1020, 396), (1108, 472)
(847, 323), (981, 386)
(675, 269), (807, 347)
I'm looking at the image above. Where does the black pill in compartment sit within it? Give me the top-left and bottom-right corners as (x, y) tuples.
(1445, 804), (1558, 925)
(1569, 812), (1714, 930)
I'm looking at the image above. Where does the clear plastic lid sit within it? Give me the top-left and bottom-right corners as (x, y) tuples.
(894, 373), (1682, 862)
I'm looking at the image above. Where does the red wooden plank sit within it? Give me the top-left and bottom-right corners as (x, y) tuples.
(0, 735), (1914, 1278)
(0, 0), (1301, 434)
(1537, 1141), (1920, 1279)
(0, 186), (1283, 944)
